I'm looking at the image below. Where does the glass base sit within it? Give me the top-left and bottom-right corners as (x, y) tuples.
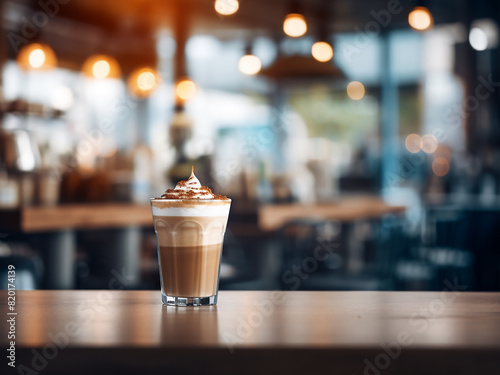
(162, 293), (217, 306)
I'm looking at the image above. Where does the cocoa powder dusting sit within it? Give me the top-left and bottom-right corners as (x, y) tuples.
(156, 182), (228, 201)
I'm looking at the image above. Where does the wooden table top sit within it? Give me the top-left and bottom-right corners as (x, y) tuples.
(1, 291), (499, 374)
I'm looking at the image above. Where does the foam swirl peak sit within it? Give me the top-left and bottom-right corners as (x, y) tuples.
(159, 167), (227, 200)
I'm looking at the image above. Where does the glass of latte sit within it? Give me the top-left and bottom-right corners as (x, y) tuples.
(150, 168), (231, 306)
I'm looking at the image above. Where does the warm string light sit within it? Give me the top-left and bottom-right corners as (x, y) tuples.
(311, 41), (333, 62)
(283, 13), (307, 37)
(405, 134), (422, 153)
(82, 55), (121, 79)
(432, 157), (449, 177)
(214, 0), (239, 15)
(92, 60), (110, 79)
(176, 78), (197, 101)
(238, 54), (262, 75)
(346, 81), (365, 100)
(421, 134), (438, 153)
(29, 49), (45, 68)
(137, 71), (156, 91)
(16, 43), (57, 71)
(404, 133), (448, 176)
(408, 6), (433, 31)
(127, 67), (160, 98)
(405, 134), (439, 153)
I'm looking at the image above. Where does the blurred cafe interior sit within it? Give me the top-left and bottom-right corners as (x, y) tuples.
(0, 0), (499, 293)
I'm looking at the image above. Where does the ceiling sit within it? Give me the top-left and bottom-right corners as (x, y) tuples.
(20, 0), (472, 37)
(0, 0), (492, 74)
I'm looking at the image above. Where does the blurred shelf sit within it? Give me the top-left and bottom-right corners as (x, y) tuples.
(1, 99), (65, 119)
(0, 203), (152, 233)
(258, 196), (406, 231)
(0, 196), (406, 234)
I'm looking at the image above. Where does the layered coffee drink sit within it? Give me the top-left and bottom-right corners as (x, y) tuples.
(151, 168), (231, 306)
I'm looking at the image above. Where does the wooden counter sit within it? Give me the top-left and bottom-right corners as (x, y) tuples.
(0, 196), (405, 233)
(258, 196), (406, 231)
(0, 203), (152, 233)
(1, 291), (499, 374)
(0, 204), (150, 289)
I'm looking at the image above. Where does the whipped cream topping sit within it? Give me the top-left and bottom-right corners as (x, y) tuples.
(160, 168), (222, 200)
(174, 171), (202, 190)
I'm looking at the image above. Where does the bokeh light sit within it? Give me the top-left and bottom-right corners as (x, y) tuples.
(408, 7), (433, 31)
(127, 67), (160, 98)
(283, 13), (307, 37)
(92, 60), (110, 79)
(138, 71), (156, 91)
(432, 157), (450, 177)
(421, 134), (438, 153)
(405, 134), (422, 153)
(238, 54), (262, 75)
(346, 81), (365, 100)
(176, 79), (197, 101)
(214, 0), (239, 16)
(29, 49), (46, 68)
(16, 43), (57, 71)
(311, 41), (333, 62)
(82, 55), (121, 79)
(469, 28), (488, 51)
(469, 19), (499, 51)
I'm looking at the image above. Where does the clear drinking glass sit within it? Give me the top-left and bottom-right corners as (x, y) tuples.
(150, 199), (231, 306)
